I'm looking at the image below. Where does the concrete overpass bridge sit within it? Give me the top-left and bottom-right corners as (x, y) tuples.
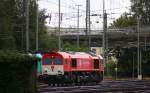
(48, 27), (150, 48)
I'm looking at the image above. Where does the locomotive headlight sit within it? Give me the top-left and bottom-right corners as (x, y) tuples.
(44, 68), (49, 74)
(58, 70), (62, 75)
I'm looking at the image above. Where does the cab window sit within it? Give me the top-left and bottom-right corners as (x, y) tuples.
(54, 58), (62, 65)
(44, 58), (52, 65)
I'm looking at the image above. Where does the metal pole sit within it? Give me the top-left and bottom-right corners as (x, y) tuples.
(137, 16), (140, 80)
(21, 26), (24, 50)
(86, 0), (91, 49)
(102, 0), (105, 79)
(103, 11), (108, 77)
(88, 0), (91, 49)
(36, 0), (39, 51)
(116, 62), (118, 80)
(145, 32), (147, 51)
(86, 0), (88, 36)
(132, 52), (135, 79)
(26, 0), (30, 52)
(137, 16), (142, 80)
(140, 48), (142, 79)
(58, 0), (61, 51)
(103, 11), (109, 76)
(103, 0), (108, 78)
(76, 5), (81, 49)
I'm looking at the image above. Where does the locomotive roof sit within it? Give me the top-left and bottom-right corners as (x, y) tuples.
(58, 52), (71, 58)
(58, 52), (103, 59)
(70, 52), (91, 59)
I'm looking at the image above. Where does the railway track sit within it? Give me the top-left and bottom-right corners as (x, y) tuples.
(38, 80), (150, 93)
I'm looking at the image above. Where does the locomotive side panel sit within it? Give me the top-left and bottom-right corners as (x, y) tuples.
(71, 58), (94, 71)
(63, 58), (72, 71)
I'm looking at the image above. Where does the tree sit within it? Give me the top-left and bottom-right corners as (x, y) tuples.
(0, 0), (57, 52)
(131, 0), (150, 26)
(109, 13), (137, 28)
(61, 40), (90, 52)
(110, 0), (150, 28)
(0, 0), (17, 50)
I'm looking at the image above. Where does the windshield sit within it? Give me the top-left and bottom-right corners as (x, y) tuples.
(54, 58), (62, 65)
(43, 58), (52, 65)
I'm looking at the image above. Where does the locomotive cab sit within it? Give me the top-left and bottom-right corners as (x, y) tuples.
(42, 52), (64, 76)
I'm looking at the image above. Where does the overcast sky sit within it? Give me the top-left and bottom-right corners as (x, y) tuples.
(38, 0), (131, 29)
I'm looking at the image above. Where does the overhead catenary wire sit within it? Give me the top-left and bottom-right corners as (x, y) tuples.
(41, 0), (86, 12)
(41, 0), (86, 28)
(39, 0), (131, 29)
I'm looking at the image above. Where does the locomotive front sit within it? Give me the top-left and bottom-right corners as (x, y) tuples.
(42, 52), (64, 75)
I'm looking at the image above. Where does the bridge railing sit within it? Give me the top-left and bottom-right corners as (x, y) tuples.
(48, 27), (150, 36)
(60, 29), (102, 35)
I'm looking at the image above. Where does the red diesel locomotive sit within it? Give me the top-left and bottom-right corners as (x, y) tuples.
(39, 51), (104, 85)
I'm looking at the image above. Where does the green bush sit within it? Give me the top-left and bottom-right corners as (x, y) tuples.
(0, 50), (37, 93)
